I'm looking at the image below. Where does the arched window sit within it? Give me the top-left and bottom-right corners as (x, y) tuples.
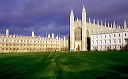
(74, 28), (82, 41)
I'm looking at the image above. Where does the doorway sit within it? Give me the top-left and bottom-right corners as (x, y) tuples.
(78, 45), (80, 50)
(87, 37), (90, 51)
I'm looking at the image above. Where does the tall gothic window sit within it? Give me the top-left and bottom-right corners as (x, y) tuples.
(75, 28), (82, 41)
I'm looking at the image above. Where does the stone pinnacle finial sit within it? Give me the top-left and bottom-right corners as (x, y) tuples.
(119, 25), (121, 29)
(101, 20), (103, 26)
(56, 35), (58, 39)
(113, 21), (116, 28)
(111, 23), (113, 28)
(89, 18), (91, 24)
(93, 19), (95, 25)
(82, 5), (86, 12)
(124, 19), (127, 29)
(108, 22), (109, 27)
(70, 9), (74, 15)
(83, 5), (85, 9)
(97, 20), (99, 26)
(105, 21), (106, 27)
(77, 17), (79, 20)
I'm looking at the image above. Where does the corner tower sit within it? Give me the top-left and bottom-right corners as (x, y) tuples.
(82, 6), (87, 51)
(70, 9), (75, 51)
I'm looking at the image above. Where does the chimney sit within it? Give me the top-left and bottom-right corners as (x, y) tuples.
(48, 34), (50, 38)
(6, 29), (9, 35)
(32, 31), (35, 37)
(52, 33), (54, 38)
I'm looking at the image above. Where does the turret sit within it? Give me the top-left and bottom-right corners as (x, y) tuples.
(70, 9), (74, 51)
(124, 19), (127, 29)
(82, 5), (87, 51)
(6, 29), (9, 35)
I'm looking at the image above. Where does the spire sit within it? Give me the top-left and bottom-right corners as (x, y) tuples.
(82, 5), (86, 12)
(113, 21), (116, 28)
(89, 18), (91, 24)
(124, 19), (127, 29)
(82, 5), (86, 23)
(70, 9), (74, 15)
(81, 5), (86, 51)
(93, 19), (95, 25)
(70, 9), (74, 28)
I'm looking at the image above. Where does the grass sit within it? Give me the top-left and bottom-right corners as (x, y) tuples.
(0, 51), (128, 79)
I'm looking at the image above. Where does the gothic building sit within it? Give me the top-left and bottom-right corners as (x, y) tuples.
(70, 6), (127, 51)
(0, 6), (128, 53)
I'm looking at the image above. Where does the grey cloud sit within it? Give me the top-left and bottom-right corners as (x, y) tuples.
(0, 0), (128, 37)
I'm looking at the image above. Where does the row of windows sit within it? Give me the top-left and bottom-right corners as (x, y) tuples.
(92, 33), (127, 39)
(0, 35), (60, 40)
(1, 48), (60, 51)
(92, 39), (127, 44)
(92, 45), (126, 50)
(1, 44), (60, 47)
(1, 39), (60, 44)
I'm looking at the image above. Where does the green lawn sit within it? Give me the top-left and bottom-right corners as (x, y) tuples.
(0, 51), (128, 79)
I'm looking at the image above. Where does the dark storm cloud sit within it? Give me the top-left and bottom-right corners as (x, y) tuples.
(0, 0), (128, 37)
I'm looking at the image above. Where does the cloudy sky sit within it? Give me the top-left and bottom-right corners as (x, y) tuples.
(0, 0), (128, 38)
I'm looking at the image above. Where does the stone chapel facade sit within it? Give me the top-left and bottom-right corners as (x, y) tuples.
(70, 6), (127, 51)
